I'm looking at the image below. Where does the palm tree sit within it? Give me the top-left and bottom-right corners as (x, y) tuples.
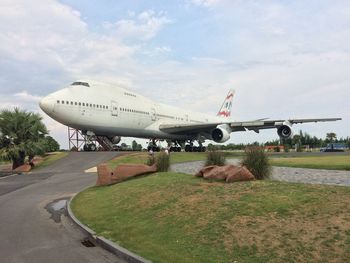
(0, 108), (48, 170)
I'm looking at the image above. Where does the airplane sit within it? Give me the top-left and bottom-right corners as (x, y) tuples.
(39, 80), (341, 152)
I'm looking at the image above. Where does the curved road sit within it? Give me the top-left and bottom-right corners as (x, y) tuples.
(0, 152), (126, 263)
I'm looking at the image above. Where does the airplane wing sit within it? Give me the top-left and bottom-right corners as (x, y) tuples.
(159, 118), (341, 135)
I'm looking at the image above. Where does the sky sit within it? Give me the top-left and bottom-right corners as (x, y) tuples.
(0, 0), (349, 149)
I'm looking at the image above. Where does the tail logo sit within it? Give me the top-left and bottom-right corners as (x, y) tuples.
(217, 90), (235, 118)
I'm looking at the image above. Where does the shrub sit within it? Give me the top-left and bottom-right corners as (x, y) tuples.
(205, 151), (226, 166)
(146, 155), (156, 166)
(284, 144), (290, 153)
(156, 152), (170, 172)
(241, 146), (271, 180)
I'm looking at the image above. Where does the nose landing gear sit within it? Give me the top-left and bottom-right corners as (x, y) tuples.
(83, 143), (97, 152)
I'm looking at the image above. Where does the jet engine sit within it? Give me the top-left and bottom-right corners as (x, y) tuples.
(212, 126), (231, 143)
(277, 124), (293, 139)
(111, 136), (121, 144)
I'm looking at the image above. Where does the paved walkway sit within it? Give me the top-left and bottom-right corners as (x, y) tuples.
(0, 152), (126, 263)
(171, 159), (350, 186)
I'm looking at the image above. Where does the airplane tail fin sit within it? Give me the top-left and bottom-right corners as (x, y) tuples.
(217, 89), (235, 118)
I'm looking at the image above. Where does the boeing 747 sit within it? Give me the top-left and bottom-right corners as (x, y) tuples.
(39, 80), (341, 151)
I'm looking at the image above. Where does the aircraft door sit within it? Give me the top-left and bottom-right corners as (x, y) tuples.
(111, 101), (118, 116)
(151, 108), (156, 121)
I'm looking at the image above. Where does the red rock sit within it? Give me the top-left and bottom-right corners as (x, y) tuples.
(225, 166), (255, 182)
(196, 165), (255, 183)
(13, 164), (32, 173)
(96, 163), (157, 186)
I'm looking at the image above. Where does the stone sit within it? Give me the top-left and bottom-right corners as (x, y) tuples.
(96, 163), (157, 186)
(196, 164), (255, 183)
(13, 164), (32, 173)
(225, 166), (255, 182)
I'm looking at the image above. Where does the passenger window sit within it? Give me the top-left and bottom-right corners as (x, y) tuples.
(57, 100), (60, 104)
(82, 103), (85, 106)
(61, 100), (64, 104)
(79, 102), (81, 106)
(75, 102), (77, 105)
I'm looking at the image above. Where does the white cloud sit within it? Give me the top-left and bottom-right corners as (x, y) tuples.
(14, 91), (42, 102)
(190, 0), (221, 7)
(106, 10), (172, 41)
(0, 0), (349, 148)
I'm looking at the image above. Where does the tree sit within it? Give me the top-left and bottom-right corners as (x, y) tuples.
(326, 132), (337, 143)
(292, 134), (302, 152)
(0, 108), (48, 169)
(132, 140), (138, 151)
(43, 136), (60, 152)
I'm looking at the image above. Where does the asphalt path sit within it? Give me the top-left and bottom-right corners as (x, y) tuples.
(0, 152), (127, 263)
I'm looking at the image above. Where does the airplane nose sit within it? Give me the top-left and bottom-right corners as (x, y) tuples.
(39, 96), (54, 114)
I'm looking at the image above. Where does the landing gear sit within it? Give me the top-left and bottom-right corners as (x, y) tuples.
(184, 141), (206, 152)
(83, 143), (97, 152)
(147, 139), (160, 152)
(184, 145), (206, 152)
(169, 146), (181, 152)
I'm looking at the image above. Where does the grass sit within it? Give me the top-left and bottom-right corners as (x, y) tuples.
(0, 152), (68, 170)
(107, 152), (209, 169)
(270, 155), (350, 170)
(72, 172), (350, 263)
(32, 152), (69, 170)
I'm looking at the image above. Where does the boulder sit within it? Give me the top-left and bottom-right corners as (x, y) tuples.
(196, 165), (255, 183)
(225, 166), (255, 182)
(96, 163), (157, 186)
(13, 164), (32, 173)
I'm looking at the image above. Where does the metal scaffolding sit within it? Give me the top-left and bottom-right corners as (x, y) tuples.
(67, 127), (114, 151)
(67, 127), (87, 151)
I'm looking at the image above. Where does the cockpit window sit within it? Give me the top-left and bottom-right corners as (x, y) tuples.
(71, 81), (90, 87)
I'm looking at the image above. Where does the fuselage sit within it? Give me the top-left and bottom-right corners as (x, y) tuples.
(40, 81), (224, 141)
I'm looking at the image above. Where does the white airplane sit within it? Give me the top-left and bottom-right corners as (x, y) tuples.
(39, 80), (341, 151)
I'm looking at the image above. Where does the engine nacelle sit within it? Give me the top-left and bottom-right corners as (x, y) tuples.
(277, 125), (293, 139)
(111, 136), (121, 144)
(212, 127), (231, 143)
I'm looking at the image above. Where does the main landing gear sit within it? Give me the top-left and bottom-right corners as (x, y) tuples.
(147, 139), (161, 152)
(170, 140), (206, 152)
(184, 144), (206, 152)
(147, 139), (207, 152)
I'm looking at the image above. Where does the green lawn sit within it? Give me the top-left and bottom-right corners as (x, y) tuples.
(270, 155), (350, 170)
(107, 152), (209, 169)
(107, 151), (244, 169)
(33, 152), (69, 170)
(72, 172), (350, 263)
(0, 152), (68, 170)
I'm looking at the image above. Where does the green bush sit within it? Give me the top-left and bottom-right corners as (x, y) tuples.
(205, 151), (226, 166)
(284, 144), (290, 153)
(146, 154), (156, 166)
(156, 152), (170, 172)
(241, 147), (271, 180)
(274, 146), (280, 152)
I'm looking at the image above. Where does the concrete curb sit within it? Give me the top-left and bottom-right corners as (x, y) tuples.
(67, 195), (152, 263)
